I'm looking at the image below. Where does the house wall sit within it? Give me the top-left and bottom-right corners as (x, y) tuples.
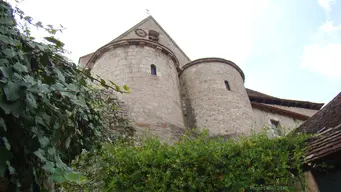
(253, 108), (304, 135)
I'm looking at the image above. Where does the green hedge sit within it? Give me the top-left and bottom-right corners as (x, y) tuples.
(67, 131), (310, 192)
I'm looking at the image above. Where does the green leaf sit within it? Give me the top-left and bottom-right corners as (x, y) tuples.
(42, 161), (55, 173)
(13, 62), (28, 73)
(54, 68), (65, 82)
(35, 21), (43, 28)
(64, 172), (81, 182)
(65, 136), (71, 149)
(25, 93), (37, 109)
(0, 117), (7, 132)
(4, 81), (21, 101)
(2, 48), (15, 57)
(44, 36), (64, 48)
(0, 67), (13, 79)
(35, 116), (47, 127)
(74, 97), (86, 107)
(123, 84), (130, 91)
(34, 149), (46, 161)
(67, 83), (80, 92)
(0, 58), (9, 65)
(38, 136), (49, 148)
(2, 137), (10, 150)
(0, 34), (11, 45)
(24, 16), (32, 23)
(48, 147), (56, 156)
(6, 161), (15, 174)
(0, 100), (22, 117)
(115, 85), (120, 91)
(100, 78), (109, 89)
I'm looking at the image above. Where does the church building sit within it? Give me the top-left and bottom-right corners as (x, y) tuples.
(79, 16), (323, 141)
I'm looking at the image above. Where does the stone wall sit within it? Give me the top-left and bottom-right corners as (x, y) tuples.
(90, 44), (185, 141)
(253, 108), (304, 135)
(180, 58), (255, 137)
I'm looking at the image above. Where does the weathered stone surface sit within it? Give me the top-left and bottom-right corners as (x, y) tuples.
(180, 60), (256, 136)
(91, 45), (184, 141)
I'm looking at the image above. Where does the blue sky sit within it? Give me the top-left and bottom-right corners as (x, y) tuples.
(9, 0), (341, 104)
(244, 0), (341, 103)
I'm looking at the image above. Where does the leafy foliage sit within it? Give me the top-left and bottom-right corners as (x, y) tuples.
(0, 2), (132, 191)
(64, 130), (311, 192)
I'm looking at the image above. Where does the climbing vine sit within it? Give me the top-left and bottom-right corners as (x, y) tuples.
(0, 1), (131, 191)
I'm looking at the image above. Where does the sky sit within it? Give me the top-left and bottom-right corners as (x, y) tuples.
(7, 0), (341, 105)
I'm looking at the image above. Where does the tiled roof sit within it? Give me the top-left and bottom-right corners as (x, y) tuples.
(293, 92), (341, 162)
(305, 124), (341, 162)
(295, 92), (341, 134)
(246, 88), (324, 110)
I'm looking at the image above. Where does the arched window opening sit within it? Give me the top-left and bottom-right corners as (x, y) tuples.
(151, 64), (157, 76)
(224, 80), (231, 90)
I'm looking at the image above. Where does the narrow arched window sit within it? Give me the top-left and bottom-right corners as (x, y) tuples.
(151, 64), (157, 75)
(224, 80), (230, 90)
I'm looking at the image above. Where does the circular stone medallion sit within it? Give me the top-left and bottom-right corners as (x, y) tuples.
(135, 29), (147, 37)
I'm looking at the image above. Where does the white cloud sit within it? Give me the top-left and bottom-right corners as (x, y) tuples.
(318, 0), (335, 12)
(321, 20), (341, 32)
(301, 1), (341, 78)
(301, 43), (341, 78)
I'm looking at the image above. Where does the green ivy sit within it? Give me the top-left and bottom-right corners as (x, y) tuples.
(0, 2), (131, 191)
(64, 130), (311, 192)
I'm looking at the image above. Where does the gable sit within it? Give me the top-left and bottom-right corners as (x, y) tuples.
(110, 16), (191, 67)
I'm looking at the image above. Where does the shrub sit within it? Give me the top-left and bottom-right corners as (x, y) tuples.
(67, 130), (310, 191)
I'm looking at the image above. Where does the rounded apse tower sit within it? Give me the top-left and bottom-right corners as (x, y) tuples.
(86, 38), (185, 141)
(179, 58), (255, 137)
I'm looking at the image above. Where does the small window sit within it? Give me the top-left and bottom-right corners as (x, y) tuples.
(270, 120), (281, 135)
(224, 80), (230, 90)
(151, 64), (157, 75)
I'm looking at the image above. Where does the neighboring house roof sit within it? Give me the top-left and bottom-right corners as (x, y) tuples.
(295, 92), (341, 134)
(292, 92), (341, 163)
(305, 124), (341, 163)
(246, 88), (324, 110)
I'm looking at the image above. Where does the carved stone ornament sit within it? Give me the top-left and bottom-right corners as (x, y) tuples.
(135, 29), (147, 37)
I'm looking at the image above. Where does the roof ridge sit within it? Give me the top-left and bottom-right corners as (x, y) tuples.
(110, 15), (191, 61)
(110, 15), (152, 43)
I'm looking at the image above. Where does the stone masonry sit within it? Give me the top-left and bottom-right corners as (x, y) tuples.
(80, 16), (321, 141)
(90, 39), (185, 141)
(180, 58), (256, 137)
